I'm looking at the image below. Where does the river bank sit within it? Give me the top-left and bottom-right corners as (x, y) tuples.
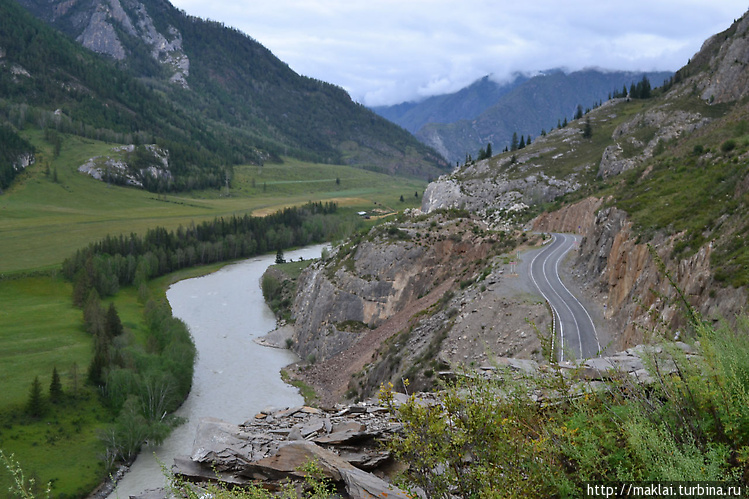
(107, 245), (327, 498)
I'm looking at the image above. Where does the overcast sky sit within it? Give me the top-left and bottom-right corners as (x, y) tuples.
(170, 0), (748, 106)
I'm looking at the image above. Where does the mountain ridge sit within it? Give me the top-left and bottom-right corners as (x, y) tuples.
(4, 0), (448, 189)
(373, 69), (673, 164)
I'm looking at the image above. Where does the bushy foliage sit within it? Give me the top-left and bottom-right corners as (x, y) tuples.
(385, 316), (749, 497)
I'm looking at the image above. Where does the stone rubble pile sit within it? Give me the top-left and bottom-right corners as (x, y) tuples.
(171, 401), (412, 498)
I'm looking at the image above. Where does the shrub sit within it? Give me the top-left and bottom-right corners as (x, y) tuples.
(386, 315), (749, 496)
(721, 139), (737, 153)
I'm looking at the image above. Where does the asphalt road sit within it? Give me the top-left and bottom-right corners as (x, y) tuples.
(530, 233), (601, 361)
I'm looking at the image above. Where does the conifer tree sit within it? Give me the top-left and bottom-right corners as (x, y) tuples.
(50, 366), (63, 402)
(105, 303), (124, 337)
(27, 376), (45, 418)
(583, 118), (593, 139)
(510, 132), (519, 151)
(519, 136), (525, 149)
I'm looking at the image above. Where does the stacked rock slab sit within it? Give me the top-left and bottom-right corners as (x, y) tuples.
(171, 402), (410, 498)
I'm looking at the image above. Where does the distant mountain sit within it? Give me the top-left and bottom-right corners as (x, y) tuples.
(3, 0), (447, 190)
(374, 69), (672, 164)
(371, 73), (531, 133)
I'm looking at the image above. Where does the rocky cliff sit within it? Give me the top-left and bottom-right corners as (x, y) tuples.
(18, 0), (191, 86)
(290, 215), (493, 364)
(685, 14), (749, 105)
(280, 211), (554, 405)
(421, 124), (589, 224)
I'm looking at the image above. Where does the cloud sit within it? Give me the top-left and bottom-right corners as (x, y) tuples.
(171, 0), (748, 106)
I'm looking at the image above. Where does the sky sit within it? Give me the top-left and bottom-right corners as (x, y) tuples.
(170, 0), (748, 107)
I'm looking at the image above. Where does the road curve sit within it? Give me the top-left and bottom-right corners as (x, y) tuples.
(530, 233), (600, 361)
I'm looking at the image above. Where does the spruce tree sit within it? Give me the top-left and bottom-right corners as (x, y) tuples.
(27, 376), (45, 418)
(105, 303), (124, 337)
(510, 132), (519, 151)
(518, 136), (525, 149)
(50, 366), (63, 402)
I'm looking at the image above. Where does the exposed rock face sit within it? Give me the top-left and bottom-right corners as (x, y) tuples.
(286, 212), (553, 405)
(534, 199), (747, 349)
(78, 144), (172, 188)
(13, 153), (35, 173)
(77, 6), (126, 60)
(692, 14), (749, 104)
(49, 0), (192, 86)
(421, 127), (586, 224)
(533, 196), (602, 234)
(290, 219), (492, 365)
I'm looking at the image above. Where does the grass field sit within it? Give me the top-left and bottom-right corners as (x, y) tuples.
(0, 274), (102, 496)
(0, 132), (426, 274)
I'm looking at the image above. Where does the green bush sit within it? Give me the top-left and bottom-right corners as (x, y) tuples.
(386, 315), (749, 496)
(721, 139), (737, 153)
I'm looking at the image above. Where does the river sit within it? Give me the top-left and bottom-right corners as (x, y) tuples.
(108, 245), (327, 498)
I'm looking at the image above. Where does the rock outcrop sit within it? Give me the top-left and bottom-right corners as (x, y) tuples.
(170, 402), (410, 498)
(78, 144), (172, 188)
(36, 0), (192, 87)
(421, 126), (588, 225)
(689, 14), (749, 104)
(598, 106), (711, 179)
(290, 217), (492, 364)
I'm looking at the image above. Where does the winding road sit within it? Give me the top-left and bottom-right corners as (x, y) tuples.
(530, 233), (600, 361)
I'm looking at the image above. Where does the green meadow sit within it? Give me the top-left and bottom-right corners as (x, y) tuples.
(1, 131), (426, 274)
(0, 130), (426, 495)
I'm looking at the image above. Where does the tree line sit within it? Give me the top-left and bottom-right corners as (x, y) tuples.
(0, 123), (34, 190)
(63, 201), (345, 303)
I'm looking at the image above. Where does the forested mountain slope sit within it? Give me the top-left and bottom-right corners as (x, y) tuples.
(1, 0), (446, 193)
